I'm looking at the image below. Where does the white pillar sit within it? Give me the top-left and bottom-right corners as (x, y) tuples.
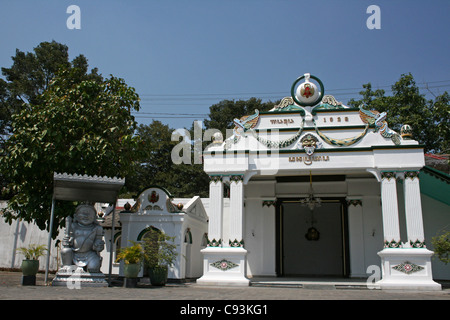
(376, 171), (441, 291)
(229, 175), (244, 247)
(197, 174), (249, 286)
(403, 171), (425, 247)
(346, 198), (366, 278)
(380, 172), (402, 248)
(208, 175), (223, 247)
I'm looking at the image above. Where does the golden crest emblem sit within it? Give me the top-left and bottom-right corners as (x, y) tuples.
(300, 83), (315, 99)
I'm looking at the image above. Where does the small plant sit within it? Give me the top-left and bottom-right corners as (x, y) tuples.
(116, 241), (143, 264)
(16, 244), (47, 260)
(143, 229), (178, 268)
(431, 229), (450, 265)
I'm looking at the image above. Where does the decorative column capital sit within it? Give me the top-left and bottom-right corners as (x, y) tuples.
(209, 175), (223, 183)
(410, 239), (426, 248)
(230, 174), (244, 183)
(229, 239), (245, 248)
(404, 171), (420, 180)
(262, 199), (277, 207)
(384, 239), (402, 248)
(207, 238), (222, 247)
(347, 199), (362, 207)
(381, 171), (397, 181)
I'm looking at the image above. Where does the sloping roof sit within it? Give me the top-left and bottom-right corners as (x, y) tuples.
(425, 154), (449, 174)
(99, 209), (122, 229)
(421, 166), (450, 206)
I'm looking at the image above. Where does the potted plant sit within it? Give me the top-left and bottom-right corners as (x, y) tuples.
(116, 241), (144, 279)
(143, 229), (178, 286)
(16, 244), (47, 285)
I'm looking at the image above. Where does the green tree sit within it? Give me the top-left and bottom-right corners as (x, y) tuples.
(0, 67), (142, 234)
(0, 41), (100, 140)
(431, 230), (450, 265)
(124, 121), (209, 198)
(204, 97), (276, 134)
(0, 42), (102, 197)
(348, 73), (449, 153)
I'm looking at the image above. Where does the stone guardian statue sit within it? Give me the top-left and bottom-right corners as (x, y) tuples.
(52, 204), (108, 287)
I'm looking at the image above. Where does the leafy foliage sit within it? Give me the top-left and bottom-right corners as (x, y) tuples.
(16, 244), (47, 260)
(0, 67), (142, 235)
(142, 228), (178, 268)
(0, 41), (100, 142)
(348, 73), (449, 153)
(431, 230), (450, 265)
(123, 121), (209, 198)
(204, 97), (276, 134)
(115, 241), (144, 264)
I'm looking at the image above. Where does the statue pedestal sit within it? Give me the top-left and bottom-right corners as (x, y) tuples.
(52, 266), (108, 288)
(377, 248), (441, 291)
(196, 247), (250, 287)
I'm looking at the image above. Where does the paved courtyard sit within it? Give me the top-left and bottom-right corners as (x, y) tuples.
(0, 271), (449, 301)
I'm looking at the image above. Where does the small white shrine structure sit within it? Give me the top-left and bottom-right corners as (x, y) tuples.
(117, 186), (208, 280)
(197, 73), (446, 290)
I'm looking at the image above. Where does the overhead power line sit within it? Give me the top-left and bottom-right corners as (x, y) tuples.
(131, 81), (450, 119)
(137, 80), (450, 98)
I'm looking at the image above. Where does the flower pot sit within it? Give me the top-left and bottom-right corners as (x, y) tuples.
(21, 260), (39, 276)
(123, 263), (141, 278)
(148, 265), (168, 286)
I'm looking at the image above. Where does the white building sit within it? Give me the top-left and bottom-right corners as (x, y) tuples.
(0, 74), (448, 290)
(100, 186), (208, 280)
(196, 73), (449, 290)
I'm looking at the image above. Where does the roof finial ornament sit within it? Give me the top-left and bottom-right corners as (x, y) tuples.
(291, 73), (324, 107)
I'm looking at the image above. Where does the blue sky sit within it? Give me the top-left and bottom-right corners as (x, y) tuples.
(1, 0), (449, 130)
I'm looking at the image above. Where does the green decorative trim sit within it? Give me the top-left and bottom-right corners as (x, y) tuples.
(230, 175), (244, 183)
(311, 107), (360, 115)
(209, 175), (222, 183)
(381, 172), (397, 181)
(290, 74), (325, 107)
(253, 125), (373, 133)
(359, 104), (401, 145)
(404, 171), (420, 180)
(184, 229), (192, 244)
(135, 185), (174, 200)
(384, 239), (402, 248)
(229, 239), (245, 248)
(204, 144), (425, 156)
(137, 226), (161, 241)
(249, 118), (304, 149)
(314, 120), (369, 147)
(113, 231), (122, 243)
(410, 239), (426, 248)
(422, 166), (450, 184)
(262, 200), (277, 207)
(260, 109), (305, 116)
(392, 261), (424, 274)
(347, 200), (362, 207)
(266, 97), (306, 115)
(210, 259), (239, 271)
(207, 238), (222, 247)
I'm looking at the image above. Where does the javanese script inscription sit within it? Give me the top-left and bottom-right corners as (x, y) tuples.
(270, 119), (294, 125)
(289, 155), (330, 165)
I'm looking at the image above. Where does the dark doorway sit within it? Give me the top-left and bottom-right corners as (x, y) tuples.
(276, 198), (349, 277)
